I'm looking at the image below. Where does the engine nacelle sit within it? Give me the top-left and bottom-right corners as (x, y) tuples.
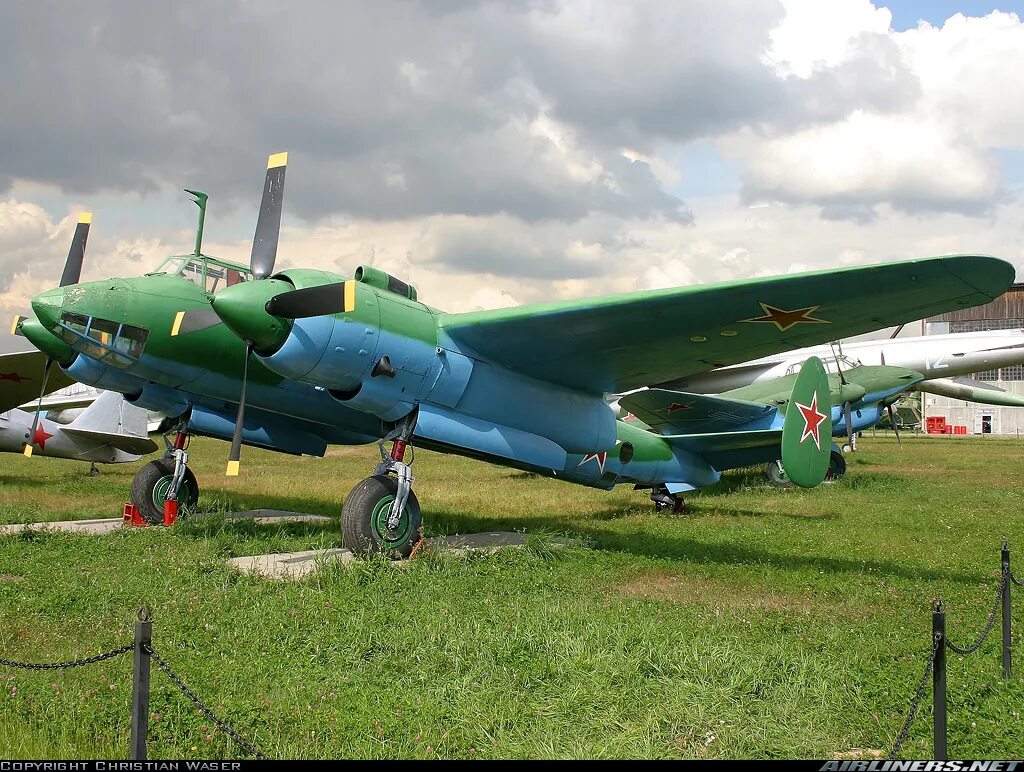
(259, 270), (438, 421)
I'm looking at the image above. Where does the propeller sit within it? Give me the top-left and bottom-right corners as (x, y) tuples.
(886, 403), (902, 447)
(221, 153), (288, 475)
(265, 281), (354, 319)
(226, 342), (254, 476)
(22, 358), (53, 457)
(829, 341), (856, 452)
(17, 211), (93, 458)
(59, 212), (92, 287)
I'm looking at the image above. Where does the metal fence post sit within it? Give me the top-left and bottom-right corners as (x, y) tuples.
(933, 600), (947, 761)
(131, 606), (152, 761)
(1003, 541), (1012, 680)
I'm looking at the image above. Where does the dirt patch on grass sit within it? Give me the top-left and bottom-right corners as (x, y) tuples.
(613, 570), (823, 613)
(0, 574), (25, 583)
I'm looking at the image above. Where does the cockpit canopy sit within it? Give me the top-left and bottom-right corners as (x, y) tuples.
(150, 255), (252, 294)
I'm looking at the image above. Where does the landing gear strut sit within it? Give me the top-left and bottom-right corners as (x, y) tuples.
(651, 486), (687, 514)
(341, 417), (422, 558)
(129, 422), (199, 525)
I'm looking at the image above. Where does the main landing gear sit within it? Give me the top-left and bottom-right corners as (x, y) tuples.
(341, 421), (422, 558)
(650, 485), (687, 514)
(130, 422), (199, 525)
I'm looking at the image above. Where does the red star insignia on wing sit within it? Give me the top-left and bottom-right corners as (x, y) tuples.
(0, 371), (29, 383)
(665, 401), (693, 414)
(742, 302), (829, 332)
(31, 422), (54, 451)
(577, 452), (607, 474)
(795, 391), (827, 451)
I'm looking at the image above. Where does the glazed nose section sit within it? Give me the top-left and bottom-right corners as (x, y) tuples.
(31, 286), (65, 331)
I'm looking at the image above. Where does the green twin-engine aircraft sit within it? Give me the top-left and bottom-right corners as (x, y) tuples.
(16, 153), (1017, 556)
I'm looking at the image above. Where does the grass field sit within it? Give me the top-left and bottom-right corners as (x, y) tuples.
(1, 434), (1022, 759)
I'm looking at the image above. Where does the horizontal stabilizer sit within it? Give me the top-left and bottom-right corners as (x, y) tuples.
(662, 427), (782, 454)
(63, 391), (158, 455)
(618, 388), (775, 435)
(61, 427), (158, 455)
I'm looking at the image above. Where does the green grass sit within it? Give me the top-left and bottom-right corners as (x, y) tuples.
(1, 434), (1022, 759)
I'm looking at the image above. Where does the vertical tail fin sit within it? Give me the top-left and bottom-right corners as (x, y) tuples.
(781, 356), (832, 488)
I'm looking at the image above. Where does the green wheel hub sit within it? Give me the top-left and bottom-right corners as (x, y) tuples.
(151, 475), (175, 510)
(370, 495), (414, 547)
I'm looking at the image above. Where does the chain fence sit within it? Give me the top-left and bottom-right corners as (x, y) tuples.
(0, 644), (133, 671)
(0, 611), (266, 760)
(943, 573), (1006, 656)
(887, 635), (941, 759)
(888, 541), (1021, 760)
(146, 644), (267, 759)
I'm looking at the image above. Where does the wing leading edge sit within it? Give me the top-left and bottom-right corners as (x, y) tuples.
(440, 255), (1015, 394)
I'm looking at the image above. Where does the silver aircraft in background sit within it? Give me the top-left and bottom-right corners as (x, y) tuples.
(1, 350), (157, 468)
(663, 329), (1024, 408)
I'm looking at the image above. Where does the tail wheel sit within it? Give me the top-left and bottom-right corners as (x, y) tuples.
(341, 474), (422, 558)
(130, 459), (199, 525)
(825, 450), (847, 481)
(765, 459), (794, 488)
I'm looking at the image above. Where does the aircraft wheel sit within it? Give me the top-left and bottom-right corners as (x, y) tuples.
(130, 459), (199, 525)
(341, 474), (421, 558)
(765, 459), (794, 488)
(824, 450), (847, 481)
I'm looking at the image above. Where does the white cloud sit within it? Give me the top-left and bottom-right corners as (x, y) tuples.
(766, 0), (893, 77)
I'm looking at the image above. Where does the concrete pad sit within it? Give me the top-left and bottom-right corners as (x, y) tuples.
(229, 531), (537, 580)
(0, 518), (124, 536)
(0, 509), (332, 537)
(227, 509), (333, 526)
(227, 548), (356, 579)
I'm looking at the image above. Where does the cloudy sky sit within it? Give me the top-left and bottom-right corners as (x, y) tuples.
(3, 0), (1024, 353)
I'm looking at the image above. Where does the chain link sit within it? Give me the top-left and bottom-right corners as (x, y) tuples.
(1011, 571), (1024, 588)
(0, 643), (133, 671)
(144, 644), (267, 759)
(944, 573), (1007, 656)
(888, 634), (940, 760)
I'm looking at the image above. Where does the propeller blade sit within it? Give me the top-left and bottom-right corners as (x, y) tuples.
(265, 281), (355, 319)
(59, 213), (92, 287)
(11, 314), (26, 336)
(23, 357), (53, 457)
(887, 404), (902, 447)
(843, 400), (856, 452)
(226, 342), (253, 476)
(250, 153), (288, 280)
(170, 307), (223, 336)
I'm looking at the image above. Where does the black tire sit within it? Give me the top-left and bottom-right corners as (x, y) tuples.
(765, 459), (794, 488)
(341, 474), (422, 558)
(130, 459), (199, 525)
(825, 450), (847, 481)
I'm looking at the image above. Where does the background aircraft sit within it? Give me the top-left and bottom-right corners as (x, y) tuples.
(1, 350), (157, 467)
(17, 154), (1018, 556)
(666, 330), (1024, 407)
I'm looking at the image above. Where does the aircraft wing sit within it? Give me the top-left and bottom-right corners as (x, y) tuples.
(440, 255), (1015, 394)
(618, 388), (774, 435)
(0, 351), (76, 414)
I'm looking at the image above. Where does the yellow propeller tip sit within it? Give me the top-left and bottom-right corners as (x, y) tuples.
(78, 212), (93, 224)
(10, 315), (22, 336)
(23, 445), (33, 457)
(267, 152), (288, 169)
(226, 460), (240, 476)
